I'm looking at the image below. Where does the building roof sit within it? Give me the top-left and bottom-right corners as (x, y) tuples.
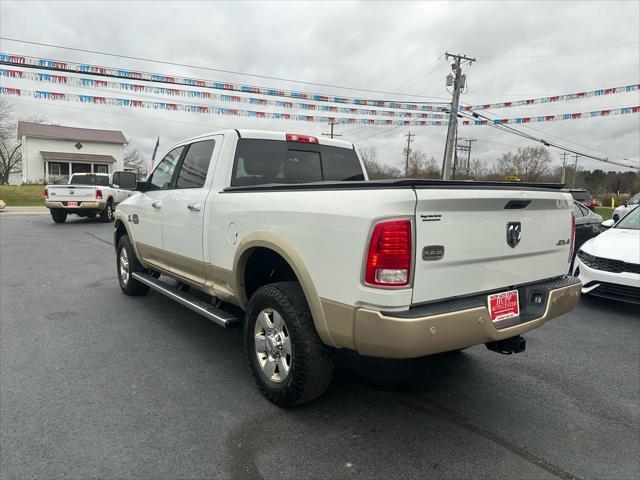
(18, 121), (127, 144)
(40, 151), (117, 163)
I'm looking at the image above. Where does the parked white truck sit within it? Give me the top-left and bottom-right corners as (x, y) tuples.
(45, 172), (137, 223)
(113, 129), (581, 406)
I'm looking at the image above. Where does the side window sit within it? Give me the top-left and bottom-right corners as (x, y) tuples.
(572, 203), (585, 217)
(148, 147), (184, 190)
(629, 194), (640, 206)
(174, 140), (215, 189)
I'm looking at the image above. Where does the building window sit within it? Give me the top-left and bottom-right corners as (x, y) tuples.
(94, 164), (109, 174)
(48, 162), (69, 175)
(71, 163), (92, 173)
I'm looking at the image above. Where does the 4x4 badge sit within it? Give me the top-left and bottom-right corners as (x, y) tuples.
(506, 222), (522, 248)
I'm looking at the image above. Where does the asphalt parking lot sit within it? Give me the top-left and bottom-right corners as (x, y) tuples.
(1, 213), (638, 480)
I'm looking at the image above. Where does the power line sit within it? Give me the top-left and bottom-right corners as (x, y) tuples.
(322, 121), (342, 139)
(477, 41), (640, 60)
(0, 36), (450, 100)
(459, 108), (638, 169)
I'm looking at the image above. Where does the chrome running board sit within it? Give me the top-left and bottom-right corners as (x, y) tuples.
(132, 272), (240, 328)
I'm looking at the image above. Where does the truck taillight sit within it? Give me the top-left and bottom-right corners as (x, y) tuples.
(96, 189), (103, 200)
(286, 133), (318, 144)
(43, 187), (48, 199)
(569, 213), (576, 263)
(365, 219), (412, 287)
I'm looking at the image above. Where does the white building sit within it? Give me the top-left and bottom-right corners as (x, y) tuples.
(13, 121), (127, 184)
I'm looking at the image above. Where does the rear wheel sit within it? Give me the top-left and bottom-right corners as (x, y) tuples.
(50, 209), (67, 224)
(100, 200), (114, 223)
(116, 235), (149, 295)
(245, 281), (334, 407)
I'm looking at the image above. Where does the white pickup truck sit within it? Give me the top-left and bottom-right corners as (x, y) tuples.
(44, 172), (137, 223)
(113, 129), (581, 406)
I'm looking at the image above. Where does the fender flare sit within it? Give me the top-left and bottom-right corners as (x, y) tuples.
(233, 232), (336, 347)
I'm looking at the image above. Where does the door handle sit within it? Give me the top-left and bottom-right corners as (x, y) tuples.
(187, 203), (202, 212)
(152, 202), (162, 209)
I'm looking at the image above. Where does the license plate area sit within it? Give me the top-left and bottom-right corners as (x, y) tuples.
(487, 289), (520, 322)
(67, 201), (78, 207)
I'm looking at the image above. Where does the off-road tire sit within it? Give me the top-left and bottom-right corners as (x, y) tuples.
(245, 281), (334, 407)
(100, 200), (115, 223)
(116, 234), (149, 296)
(50, 209), (67, 223)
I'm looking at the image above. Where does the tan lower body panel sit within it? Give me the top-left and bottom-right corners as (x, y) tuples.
(353, 283), (581, 358)
(135, 242), (239, 305)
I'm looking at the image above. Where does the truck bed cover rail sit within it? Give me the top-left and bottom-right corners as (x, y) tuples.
(223, 179), (567, 193)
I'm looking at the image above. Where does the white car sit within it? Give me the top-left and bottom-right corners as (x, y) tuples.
(612, 192), (640, 222)
(113, 129), (581, 406)
(574, 206), (640, 303)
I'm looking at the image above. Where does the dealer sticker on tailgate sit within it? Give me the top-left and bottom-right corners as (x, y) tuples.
(488, 290), (520, 322)
(67, 201), (77, 207)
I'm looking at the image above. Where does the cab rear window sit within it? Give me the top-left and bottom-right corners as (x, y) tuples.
(231, 139), (365, 186)
(70, 175), (109, 186)
(571, 191), (592, 202)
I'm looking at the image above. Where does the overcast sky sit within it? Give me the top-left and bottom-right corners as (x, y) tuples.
(1, 0), (639, 173)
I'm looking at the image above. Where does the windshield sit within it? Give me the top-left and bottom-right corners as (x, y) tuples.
(616, 206), (640, 230)
(571, 191), (592, 202)
(629, 193), (640, 205)
(70, 175), (110, 186)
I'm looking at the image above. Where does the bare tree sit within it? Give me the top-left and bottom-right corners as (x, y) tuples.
(495, 146), (551, 181)
(357, 145), (402, 179)
(123, 146), (148, 179)
(404, 149), (440, 179)
(0, 99), (22, 185)
(467, 159), (486, 179)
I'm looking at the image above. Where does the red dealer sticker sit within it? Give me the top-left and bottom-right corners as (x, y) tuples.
(488, 290), (520, 322)
(67, 201), (77, 207)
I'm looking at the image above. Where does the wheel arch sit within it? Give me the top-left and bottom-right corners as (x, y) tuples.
(233, 232), (336, 347)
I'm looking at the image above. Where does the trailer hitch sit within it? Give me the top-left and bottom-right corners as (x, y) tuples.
(486, 335), (526, 355)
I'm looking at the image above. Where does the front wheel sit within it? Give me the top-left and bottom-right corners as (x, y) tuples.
(116, 235), (149, 296)
(244, 282), (334, 407)
(50, 209), (67, 223)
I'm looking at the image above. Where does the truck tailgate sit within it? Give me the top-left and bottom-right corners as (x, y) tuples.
(412, 188), (573, 304)
(48, 185), (97, 202)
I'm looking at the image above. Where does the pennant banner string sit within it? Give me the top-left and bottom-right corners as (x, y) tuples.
(465, 84), (639, 111)
(0, 53), (450, 112)
(0, 68), (449, 120)
(1, 53), (637, 115)
(1, 87), (637, 127)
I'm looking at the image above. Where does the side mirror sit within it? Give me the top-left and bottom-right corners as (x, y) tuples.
(601, 219), (615, 229)
(113, 171), (137, 190)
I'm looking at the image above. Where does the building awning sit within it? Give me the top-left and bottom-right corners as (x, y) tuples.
(40, 151), (117, 163)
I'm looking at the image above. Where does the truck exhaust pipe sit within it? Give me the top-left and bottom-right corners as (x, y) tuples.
(486, 336), (526, 355)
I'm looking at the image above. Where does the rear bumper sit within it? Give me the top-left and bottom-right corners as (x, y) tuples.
(45, 201), (105, 210)
(353, 276), (581, 358)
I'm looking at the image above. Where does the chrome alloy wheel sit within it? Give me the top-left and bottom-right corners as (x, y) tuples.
(254, 308), (292, 383)
(107, 203), (114, 221)
(119, 247), (130, 286)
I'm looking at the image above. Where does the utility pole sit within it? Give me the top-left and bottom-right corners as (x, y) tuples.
(560, 152), (569, 185)
(442, 52), (476, 180)
(454, 138), (476, 179)
(404, 132), (415, 177)
(571, 154), (580, 188)
(322, 121), (342, 139)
